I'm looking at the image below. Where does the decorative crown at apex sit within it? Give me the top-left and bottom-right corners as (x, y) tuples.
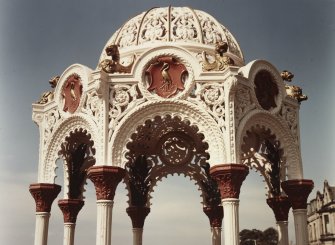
(99, 44), (135, 74)
(202, 41), (235, 71)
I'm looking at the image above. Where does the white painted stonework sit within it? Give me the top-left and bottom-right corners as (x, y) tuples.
(31, 6), (309, 245)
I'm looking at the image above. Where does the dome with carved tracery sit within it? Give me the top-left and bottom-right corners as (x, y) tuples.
(99, 6), (244, 65)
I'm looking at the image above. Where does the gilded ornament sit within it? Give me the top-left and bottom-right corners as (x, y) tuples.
(99, 44), (134, 74)
(37, 76), (60, 104)
(280, 70), (294, 82)
(202, 41), (235, 71)
(285, 85), (308, 103)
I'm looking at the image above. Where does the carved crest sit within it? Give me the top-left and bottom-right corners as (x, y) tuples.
(62, 74), (83, 113)
(146, 56), (187, 98)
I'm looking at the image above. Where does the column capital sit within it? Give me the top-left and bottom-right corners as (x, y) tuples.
(281, 179), (314, 210)
(126, 206), (151, 228)
(210, 164), (249, 199)
(266, 196), (291, 222)
(29, 183), (61, 212)
(203, 206), (224, 228)
(88, 166), (125, 200)
(58, 199), (84, 223)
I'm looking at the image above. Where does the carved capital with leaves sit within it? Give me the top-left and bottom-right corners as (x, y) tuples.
(266, 196), (291, 221)
(88, 166), (125, 200)
(203, 206), (223, 228)
(58, 199), (84, 223)
(281, 179), (314, 210)
(210, 164), (249, 199)
(29, 183), (61, 212)
(126, 206), (151, 228)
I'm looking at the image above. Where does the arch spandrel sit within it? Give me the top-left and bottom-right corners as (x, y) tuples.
(40, 115), (98, 183)
(236, 110), (303, 180)
(109, 100), (226, 169)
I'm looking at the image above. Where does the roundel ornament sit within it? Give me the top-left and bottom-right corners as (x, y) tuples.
(62, 73), (83, 113)
(146, 56), (188, 98)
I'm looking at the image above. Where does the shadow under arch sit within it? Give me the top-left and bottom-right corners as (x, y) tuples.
(40, 115), (98, 184)
(236, 110), (303, 180)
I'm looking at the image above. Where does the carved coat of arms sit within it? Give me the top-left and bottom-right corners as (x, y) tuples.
(146, 57), (187, 98)
(62, 74), (83, 113)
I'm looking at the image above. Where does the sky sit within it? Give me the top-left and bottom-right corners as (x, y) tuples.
(0, 0), (334, 244)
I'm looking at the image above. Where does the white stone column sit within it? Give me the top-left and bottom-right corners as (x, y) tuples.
(63, 223), (75, 245)
(34, 212), (50, 245)
(222, 198), (240, 245)
(293, 209), (308, 245)
(96, 200), (114, 245)
(277, 221), (289, 245)
(132, 228), (143, 245)
(211, 227), (222, 245)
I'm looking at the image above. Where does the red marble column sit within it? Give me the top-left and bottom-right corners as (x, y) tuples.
(209, 164), (249, 199)
(203, 206), (224, 228)
(29, 183), (61, 245)
(281, 179), (314, 245)
(126, 206), (151, 229)
(210, 164), (249, 245)
(29, 183), (62, 212)
(266, 196), (291, 222)
(58, 199), (84, 223)
(87, 166), (125, 245)
(87, 166), (126, 201)
(267, 196), (291, 245)
(281, 179), (314, 210)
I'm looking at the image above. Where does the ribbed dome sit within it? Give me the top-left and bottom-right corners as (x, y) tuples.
(99, 7), (244, 65)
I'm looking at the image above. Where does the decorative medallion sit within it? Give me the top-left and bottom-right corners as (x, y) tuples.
(146, 56), (187, 98)
(62, 73), (83, 113)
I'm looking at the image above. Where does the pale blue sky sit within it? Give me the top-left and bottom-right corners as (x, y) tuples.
(0, 0), (334, 244)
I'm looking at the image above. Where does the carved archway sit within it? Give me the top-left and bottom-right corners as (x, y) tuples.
(124, 115), (221, 208)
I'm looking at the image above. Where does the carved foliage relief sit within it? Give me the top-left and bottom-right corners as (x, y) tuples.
(188, 82), (225, 133)
(58, 129), (96, 199)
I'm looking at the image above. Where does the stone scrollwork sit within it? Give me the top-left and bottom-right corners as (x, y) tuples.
(188, 82), (225, 133)
(234, 85), (255, 129)
(279, 103), (299, 143)
(109, 84), (146, 141)
(171, 10), (198, 42)
(44, 109), (61, 146)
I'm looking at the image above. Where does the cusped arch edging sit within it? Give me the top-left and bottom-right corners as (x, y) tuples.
(39, 114), (98, 183)
(109, 100), (226, 168)
(236, 110), (303, 179)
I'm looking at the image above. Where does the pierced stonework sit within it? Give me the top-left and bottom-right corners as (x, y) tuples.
(109, 84), (146, 140)
(241, 126), (285, 197)
(59, 129), (96, 199)
(188, 82), (225, 133)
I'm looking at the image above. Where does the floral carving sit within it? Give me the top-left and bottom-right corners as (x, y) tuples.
(109, 84), (146, 141)
(59, 129), (95, 199)
(171, 11), (198, 42)
(188, 83), (225, 132)
(281, 179), (314, 210)
(139, 9), (167, 44)
(234, 86), (254, 128)
(29, 183), (61, 212)
(58, 199), (84, 223)
(88, 166), (125, 200)
(44, 109), (61, 144)
(266, 196), (291, 222)
(203, 206), (223, 227)
(279, 103), (298, 142)
(126, 206), (151, 228)
(210, 164), (249, 199)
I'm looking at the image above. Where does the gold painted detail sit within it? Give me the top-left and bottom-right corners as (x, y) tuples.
(281, 70), (308, 103)
(37, 76), (60, 104)
(99, 44), (134, 74)
(202, 41), (235, 71)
